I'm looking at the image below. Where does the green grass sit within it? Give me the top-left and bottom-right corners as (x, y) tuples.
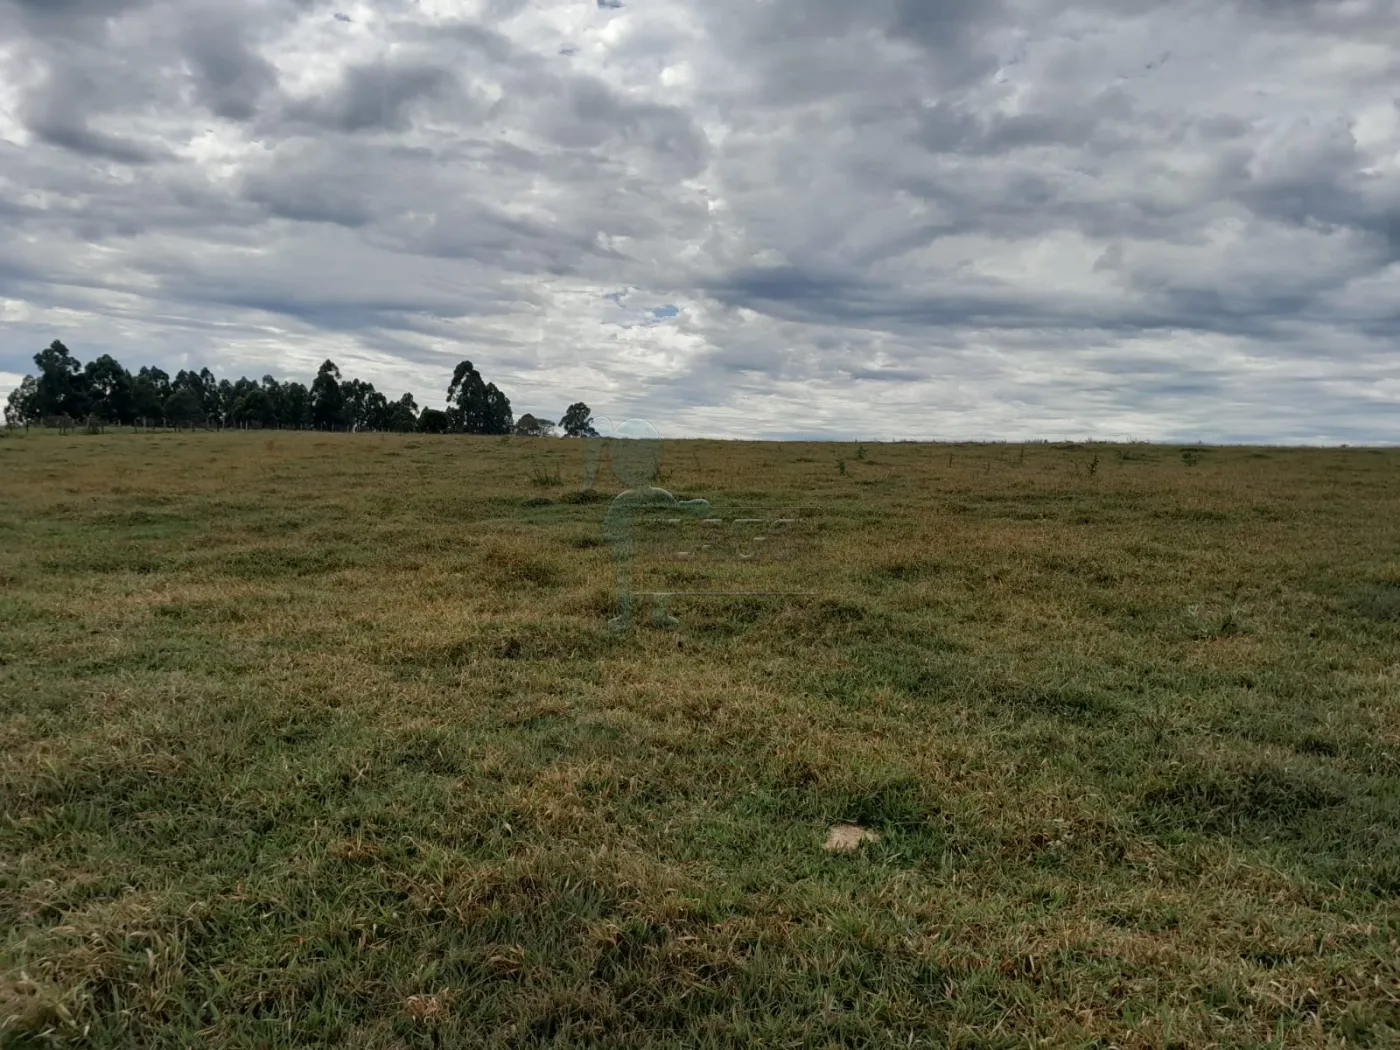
(1, 430), (1398, 1048)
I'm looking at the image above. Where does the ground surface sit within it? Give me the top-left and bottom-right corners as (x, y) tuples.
(1, 430), (1397, 1049)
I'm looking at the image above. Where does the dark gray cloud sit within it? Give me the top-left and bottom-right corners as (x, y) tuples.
(282, 60), (457, 132)
(179, 6), (280, 122)
(24, 112), (167, 164)
(0, 0), (1397, 441)
(915, 86), (1140, 156)
(2, 0), (153, 35)
(14, 47), (168, 161)
(6, 0), (148, 11)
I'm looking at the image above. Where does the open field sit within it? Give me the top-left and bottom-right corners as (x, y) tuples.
(1, 430), (1398, 1048)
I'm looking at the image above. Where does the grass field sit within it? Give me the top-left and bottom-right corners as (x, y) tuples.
(1, 429), (1398, 1048)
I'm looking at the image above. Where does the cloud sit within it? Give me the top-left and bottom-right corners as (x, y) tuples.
(281, 59), (457, 133)
(1, 0), (1398, 441)
(13, 48), (171, 162)
(178, 4), (281, 122)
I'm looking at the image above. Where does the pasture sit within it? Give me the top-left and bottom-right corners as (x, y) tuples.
(1, 431), (1397, 1048)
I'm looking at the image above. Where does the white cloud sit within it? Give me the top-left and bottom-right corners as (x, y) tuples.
(0, 0), (1398, 440)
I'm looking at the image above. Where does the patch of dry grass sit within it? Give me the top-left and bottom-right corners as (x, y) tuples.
(1, 430), (1398, 1047)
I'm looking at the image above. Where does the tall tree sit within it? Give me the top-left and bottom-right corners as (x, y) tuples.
(198, 368), (221, 421)
(173, 369), (210, 414)
(310, 360), (346, 430)
(229, 377), (259, 409)
(446, 360), (512, 435)
(384, 392), (418, 433)
(226, 377), (259, 426)
(364, 389), (389, 431)
(174, 367), (224, 426)
(33, 340), (89, 418)
(560, 402), (597, 437)
(261, 376), (286, 427)
(483, 383), (512, 434)
(134, 366), (172, 424)
(445, 361), (483, 433)
(164, 388), (203, 427)
(514, 413), (555, 437)
(4, 376), (40, 427)
(339, 377), (385, 432)
(137, 366), (172, 405)
(216, 378), (237, 427)
(231, 387), (277, 427)
(131, 375), (165, 424)
(83, 355), (134, 424)
(283, 381), (311, 429)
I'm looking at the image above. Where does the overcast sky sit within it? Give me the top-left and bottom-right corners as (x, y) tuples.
(1, 0), (1398, 442)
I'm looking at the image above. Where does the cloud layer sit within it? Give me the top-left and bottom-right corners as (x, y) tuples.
(2, 0), (1399, 441)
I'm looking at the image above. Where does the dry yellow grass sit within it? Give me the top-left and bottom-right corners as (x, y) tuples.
(0, 429), (1397, 1047)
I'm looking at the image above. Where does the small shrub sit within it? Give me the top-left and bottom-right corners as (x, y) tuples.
(529, 461), (563, 487)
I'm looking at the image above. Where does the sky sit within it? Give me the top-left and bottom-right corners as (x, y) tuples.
(1, 0), (1399, 443)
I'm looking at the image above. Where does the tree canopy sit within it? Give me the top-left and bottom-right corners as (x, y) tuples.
(416, 408), (449, 434)
(33, 340), (88, 420)
(164, 388), (203, 426)
(446, 360), (513, 435)
(514, 413), (555, 437)
(560, 402), (597, 437)
(310, 360), (347, 430)
(4, 343), (588, 438)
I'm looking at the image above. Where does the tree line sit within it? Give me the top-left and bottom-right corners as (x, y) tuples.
(4, 340), (600, 437)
